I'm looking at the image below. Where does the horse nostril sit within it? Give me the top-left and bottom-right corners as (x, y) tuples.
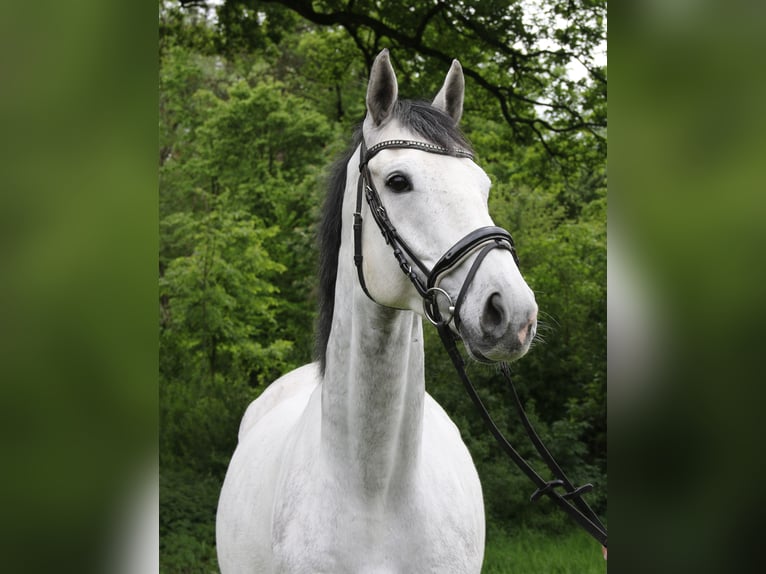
(481, 292), (505, 337)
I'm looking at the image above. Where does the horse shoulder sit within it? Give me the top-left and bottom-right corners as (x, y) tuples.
(217, 363), (321, 573)
(238, 362), (320, 441)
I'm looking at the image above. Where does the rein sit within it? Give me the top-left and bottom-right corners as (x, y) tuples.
(353, 138), (608, 549)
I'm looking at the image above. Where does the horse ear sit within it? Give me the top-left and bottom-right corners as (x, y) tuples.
(366, 49), (398, 126)
(432, 59), (465, 124)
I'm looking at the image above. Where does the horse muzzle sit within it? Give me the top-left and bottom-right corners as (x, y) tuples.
(467, 289), (538, 363)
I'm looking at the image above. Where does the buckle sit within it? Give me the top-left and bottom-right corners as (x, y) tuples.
(530, 479), (565, 502)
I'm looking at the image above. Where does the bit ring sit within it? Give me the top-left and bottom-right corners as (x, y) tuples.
(424, 287), (455, 326)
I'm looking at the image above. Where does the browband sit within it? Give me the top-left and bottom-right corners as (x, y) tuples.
(363, 139), (474, 166)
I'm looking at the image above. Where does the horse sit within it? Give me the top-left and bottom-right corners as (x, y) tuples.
(216, 49), (538, 573)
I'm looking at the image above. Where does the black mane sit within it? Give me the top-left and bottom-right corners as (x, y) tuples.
(315, 100), (473, 375)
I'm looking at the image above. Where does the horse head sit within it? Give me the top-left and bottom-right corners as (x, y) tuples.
(354, 49), (538, 363)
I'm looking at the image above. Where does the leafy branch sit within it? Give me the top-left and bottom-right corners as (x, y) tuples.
(256, 0), (606, 150)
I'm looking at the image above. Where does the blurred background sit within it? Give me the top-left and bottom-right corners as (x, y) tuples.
(0, 1), (763, 573)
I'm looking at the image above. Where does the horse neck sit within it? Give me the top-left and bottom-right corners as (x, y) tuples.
(320, 159), (425, 501)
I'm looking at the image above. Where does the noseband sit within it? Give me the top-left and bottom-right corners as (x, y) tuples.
(351, 137), (608, 549)
(353, 138), (519, 331)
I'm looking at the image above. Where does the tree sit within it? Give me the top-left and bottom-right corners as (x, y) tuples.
(214, 1), (606, 152)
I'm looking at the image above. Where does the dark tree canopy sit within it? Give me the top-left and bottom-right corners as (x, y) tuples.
(171, 0), (606, 154)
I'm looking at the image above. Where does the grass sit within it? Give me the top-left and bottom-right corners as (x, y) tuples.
(159, 529), (607, 574)
(161, 519), (607, 574)
(482, 528), (607, 573)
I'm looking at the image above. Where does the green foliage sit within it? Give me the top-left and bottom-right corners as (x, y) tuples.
(159, 17), (336, 487)
(160, 468), (220, 573)
(159, 3), (606, 571)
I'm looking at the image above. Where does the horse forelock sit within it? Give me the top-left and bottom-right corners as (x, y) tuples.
(315, 100), (473, 375)
(392, 99), (472, 152)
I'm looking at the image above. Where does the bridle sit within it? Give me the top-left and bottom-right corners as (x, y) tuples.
(352, 137), (608, 549)
(354, 139), (518, 336)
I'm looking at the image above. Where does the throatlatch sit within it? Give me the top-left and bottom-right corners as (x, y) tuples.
(353, 138), (607, 548)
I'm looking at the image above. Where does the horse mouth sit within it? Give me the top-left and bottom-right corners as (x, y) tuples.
(457, 316), (537, 364)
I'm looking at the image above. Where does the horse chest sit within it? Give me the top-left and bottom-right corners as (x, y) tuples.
(271, 446), (483, 573)
(274, 503), (477, 572)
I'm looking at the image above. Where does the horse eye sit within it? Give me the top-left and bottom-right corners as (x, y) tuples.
(385, 174), (412, 193)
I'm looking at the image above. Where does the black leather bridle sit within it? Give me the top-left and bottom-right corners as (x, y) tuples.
(354, 139), (518, 331)
(352, 138), (608, 549)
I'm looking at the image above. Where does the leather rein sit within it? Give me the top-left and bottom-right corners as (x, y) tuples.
(353, 138), (608, 548)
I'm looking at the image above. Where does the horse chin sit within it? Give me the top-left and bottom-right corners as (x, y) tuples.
(462, 340), (530, 364)
(462, 342), (497, 364)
